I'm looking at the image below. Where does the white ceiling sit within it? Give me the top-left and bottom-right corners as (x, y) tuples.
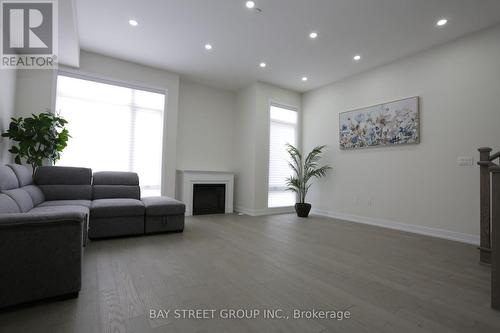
(75, 0), (500, 92)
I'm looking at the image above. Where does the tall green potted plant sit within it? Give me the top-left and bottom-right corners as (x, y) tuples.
(1, 112), (70, 175)
(285, 144), (331, 218)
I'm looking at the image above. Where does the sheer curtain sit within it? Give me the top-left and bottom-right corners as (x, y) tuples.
(55, 74), (165, 197)
(268, 105), (298, 207)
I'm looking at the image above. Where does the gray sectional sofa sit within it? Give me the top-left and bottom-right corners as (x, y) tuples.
(0, 164), (185, 309)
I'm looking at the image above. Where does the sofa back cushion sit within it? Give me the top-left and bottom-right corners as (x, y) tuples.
(0, 193), (21, 214)
(92, 171), (141, 200)
(34, 166), (92, 201)
(1, 165), (45, 209)
(2, 189), (34, 213)
(7, 164), (33, 186)
(0, 165), (19, 191)
(22, 185), (45, 206)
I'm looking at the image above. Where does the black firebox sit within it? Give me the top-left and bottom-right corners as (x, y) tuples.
(192, 184), (226, 215)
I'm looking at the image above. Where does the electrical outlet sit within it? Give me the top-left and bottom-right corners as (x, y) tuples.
(457, 156), (474, 167)
(353, 195), (358, 206)
(368, 198), (374, 207)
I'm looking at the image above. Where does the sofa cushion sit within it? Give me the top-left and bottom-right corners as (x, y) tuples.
(29, 205), (89, 217)
(2, 189), (34, 213)
(0, 165), (19, 190)
(142, 197), (186, 216)
(38, 185), (92, 201)
(92, 185), (141, 200)
(22, 185), (45, 206)
(90, 199), (144, 218)
(37, 200), (91, 208)
(7, 164), (33, 186)
(0, 194), (21, 214)
(28, 204), (89, 247)
(93, 172), (139, 185)
(35, 166), (92, 185)
(34, 166), (93, 201)
(92, 171), (141, 200)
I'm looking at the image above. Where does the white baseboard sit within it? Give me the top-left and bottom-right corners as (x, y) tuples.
(311, 208), (479, 245)
(235, 206), (295, 216)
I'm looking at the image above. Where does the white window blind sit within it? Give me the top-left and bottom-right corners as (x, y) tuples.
(55, 74), (165, 197)
(268, 105), (298, 208)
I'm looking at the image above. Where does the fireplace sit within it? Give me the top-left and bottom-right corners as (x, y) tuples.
(192, 184), (226, 215)
(176, 170), (234, 216)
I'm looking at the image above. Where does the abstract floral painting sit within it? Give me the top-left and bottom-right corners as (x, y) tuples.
(339, 97), (419, 149)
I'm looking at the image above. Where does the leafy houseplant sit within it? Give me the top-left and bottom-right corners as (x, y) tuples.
(285, 144), (332, 218)
(1, 112), (70, 174)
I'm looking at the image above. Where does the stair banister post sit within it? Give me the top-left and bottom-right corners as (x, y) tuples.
(490, 166), (500, 309)
(479, 147), (493, 264)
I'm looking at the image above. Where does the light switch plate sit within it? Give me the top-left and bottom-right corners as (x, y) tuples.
(457, 156), (474, 167)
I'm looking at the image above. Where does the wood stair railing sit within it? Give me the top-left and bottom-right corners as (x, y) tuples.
(478, 147), (500, 309)
(492, 165), (500, 309)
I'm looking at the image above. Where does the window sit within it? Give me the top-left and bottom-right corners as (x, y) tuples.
(268, 104), (298, 207)
(55, 74), (165, 197)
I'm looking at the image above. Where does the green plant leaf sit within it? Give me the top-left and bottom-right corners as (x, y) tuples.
(1, 111), (70, 168)
(284, 144), (332, 203)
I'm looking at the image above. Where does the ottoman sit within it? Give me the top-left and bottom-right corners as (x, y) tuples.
(142, 197), (185, 234)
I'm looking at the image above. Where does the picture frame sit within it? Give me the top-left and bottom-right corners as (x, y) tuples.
(339, 96), (420, 150)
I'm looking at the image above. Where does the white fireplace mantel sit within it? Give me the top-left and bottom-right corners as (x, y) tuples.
(176, 170), (234, 216)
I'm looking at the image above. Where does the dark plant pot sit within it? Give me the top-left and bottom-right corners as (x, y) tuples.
(295, 203), (312, 218)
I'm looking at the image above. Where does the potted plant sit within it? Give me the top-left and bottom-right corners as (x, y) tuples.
(1, 112), (70, 175)
(285, 144), (331, 218)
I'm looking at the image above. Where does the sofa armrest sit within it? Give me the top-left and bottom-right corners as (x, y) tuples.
(0, 212), (84, 308)
(0, 211), (86, 228)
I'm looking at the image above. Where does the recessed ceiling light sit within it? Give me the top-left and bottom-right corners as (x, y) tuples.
(245, 1), (255, 9)
(309, 32), (318, 39)
(128, 19), (138, 26)
(436, 18), (448, 26)
(353, 54), (361, 61)
(302, 76), (308, 82)
(205, 43), (213, 51)
(259, 62), (267, 68)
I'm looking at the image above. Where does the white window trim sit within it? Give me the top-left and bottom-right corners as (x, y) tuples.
(56, 70), (166, 95)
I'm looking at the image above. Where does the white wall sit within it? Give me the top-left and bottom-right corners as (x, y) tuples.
(0, 70), (17, 164)
(302, 25), (500, 243)
(233, 82), (301, 215)
(177, 79), (234, 171)
(15, 69), (54, 118)
(233, 84), (257, 212)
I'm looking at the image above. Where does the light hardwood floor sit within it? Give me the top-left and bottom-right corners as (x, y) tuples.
(1, 213), (499, 333)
